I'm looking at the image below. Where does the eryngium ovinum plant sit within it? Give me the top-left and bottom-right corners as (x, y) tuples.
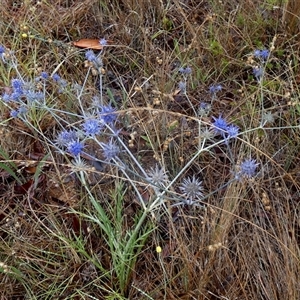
(0, 41), (263, 295)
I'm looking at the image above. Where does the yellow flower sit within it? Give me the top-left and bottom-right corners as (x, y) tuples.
(156, 246), (162, 253)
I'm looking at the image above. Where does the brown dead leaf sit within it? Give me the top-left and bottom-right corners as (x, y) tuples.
(73, 39), (104, 50)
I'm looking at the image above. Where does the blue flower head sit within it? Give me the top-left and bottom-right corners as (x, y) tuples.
(101, 139), (120, 161)
(146, 164), (169, 188)
(199, 102), (211, 116)
(18, 106), (28, 115)
(67, 140), (84, 156)
(10, 109), (19, 118)
(24, 90), (44, 103)
(52, 73), (61, 82)
(0, 45), (5, 61)
(179, 66), (192, 75)
(10, 91), (22, 102)
(240, 158), (259, 178)
(212, 115), (228, 134)
(56, 130), (78, 147)
(11, 79), (23, 93)
(0, 45), (5, 56)
(178, 81), (186, 93)
(209, 84), (222, 94)
(179, 175), (204, 204)
(100, 38), (107, 46)
(2, 93), (11, 102)
(99, 104), (117, 124)
(85, 50), (96, 62)
(254, 49), (269, 61)
(40, 72), (49, 80)
(226, 124), (239, 139)
(82, 118), (102, 136)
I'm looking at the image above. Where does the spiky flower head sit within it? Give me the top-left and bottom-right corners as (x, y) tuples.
(82, 118), (102, 136)
(226, 124), (239, 139)
(56, 130), (78, 147)
(179, 66), (192, 75)
(67, 140), (84, 156)
(101, 139), (120, 161)
(10, 109), (19, 118)
(261, 111), (275, 126)
(146, 164), (169, 188)
(254, 49), (269, 61)
(212, 115), (228, 135)
(234, 158), (259, 181)
(11, 78), (23, 93)
(240, 158), (259, 178)
(99, 104), (117, 125)
(40, 72), (49, 80)
(52, 73), (61, 82)
(85, 50), (96, 62)
(0, 45), (4, 53)
(100, 38), (108, 46)
(179, 175), (204, 203)
(209, 84), (222, 94)
(199, 102), (211, 117)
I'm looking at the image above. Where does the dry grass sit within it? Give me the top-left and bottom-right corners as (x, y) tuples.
(0, 0), (300, 299)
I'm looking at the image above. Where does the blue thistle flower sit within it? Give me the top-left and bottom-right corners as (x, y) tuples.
(260, 49), (269, 60)
(179, 66), (192, 75)
(24, 90), (44, 103)
(56, 130), (78, 147)
(209, 84), (222, 94)
(52, 73), (61, 82)
(2, 92), (11, 102)
(240, 158), (259, 178)
(226, 124), (239, 138)
(199, 102), (211, 116)
(11, 79), (23, 93)
(101, 139), (119, 161)
(212, 115), (228, 134)
(100, 38), (108, 46)
(40, 72), (49, 80)
(254, 49), (269, 61)
(82, 118), (102, 136)
(85, 50), (96, 62)
(0, 45), (5, 56)
(99, 104), (117, 124)
(10, 109), (19, 118)
(18, 106), (28, 115)
(179, 175), (204, 204)
(67, 140), (84, 156)
(0, 45), (6, 61)
(10, 91), (22, 102)
(253, 49), (261, 58)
